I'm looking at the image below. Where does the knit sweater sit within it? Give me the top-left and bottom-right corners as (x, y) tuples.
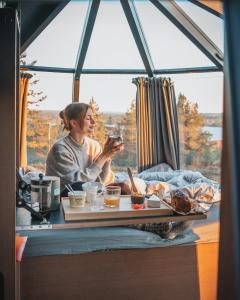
(46, 134), (114, 191)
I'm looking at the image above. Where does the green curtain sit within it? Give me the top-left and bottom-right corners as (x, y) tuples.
(133, 77), (180, 172)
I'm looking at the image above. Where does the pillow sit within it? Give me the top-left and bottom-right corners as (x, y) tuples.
(113, 175), (147, 195)
(140, 163), (173, 174)
(128, 177), (147, 195)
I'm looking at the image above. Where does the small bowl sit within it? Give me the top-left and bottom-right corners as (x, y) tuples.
(68, 191), (86, 208)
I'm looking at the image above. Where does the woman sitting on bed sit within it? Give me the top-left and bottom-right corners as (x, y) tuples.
(46, 102), (124, 196)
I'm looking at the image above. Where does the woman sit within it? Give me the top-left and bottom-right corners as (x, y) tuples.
(46, 103), (124, 196)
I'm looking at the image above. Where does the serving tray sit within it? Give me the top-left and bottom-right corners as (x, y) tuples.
(62, 196), (173, 221)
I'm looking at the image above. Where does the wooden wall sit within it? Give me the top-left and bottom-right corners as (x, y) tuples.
(0, 7), (18, 300)
(20, 242), (218, 300)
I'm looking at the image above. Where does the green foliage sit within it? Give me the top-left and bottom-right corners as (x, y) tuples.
(177, 93), (221, 181)
(112, 100), (137, 170)
(89, 97), (106, 146)
(177, 93), (211, 151)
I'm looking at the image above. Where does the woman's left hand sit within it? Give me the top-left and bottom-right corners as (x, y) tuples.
(110, 143), (124, 157)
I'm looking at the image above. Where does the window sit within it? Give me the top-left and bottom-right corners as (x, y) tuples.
(134, 0), (215, 69)
(25, 1), (89, 68)
(27, 72), (73, 171)
(83, 1), (144, 69)
(26, 73), (138, 173)
(172, 72), (223, 182)
(80, 74), (138, 172)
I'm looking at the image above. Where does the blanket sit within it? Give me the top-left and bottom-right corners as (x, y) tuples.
(115, 169), (221, 213)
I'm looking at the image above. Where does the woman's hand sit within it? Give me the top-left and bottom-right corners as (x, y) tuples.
(102, 136), (124, 159)
(95, 137), (124, 169)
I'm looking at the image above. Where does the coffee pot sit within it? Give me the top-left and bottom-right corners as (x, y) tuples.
(30, 174), (61, 218)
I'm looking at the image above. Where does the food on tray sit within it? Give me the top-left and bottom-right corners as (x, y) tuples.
(131, 192), (145, 204)
(147, 195), (161, 208)
(146, 182), (171, 196)
(131, 192), (145, 209)
(170, 190), (192, 214)
(68, 191), (86, 208)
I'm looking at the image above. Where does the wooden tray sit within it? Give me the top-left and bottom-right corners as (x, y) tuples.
(62, 196), (173, 221)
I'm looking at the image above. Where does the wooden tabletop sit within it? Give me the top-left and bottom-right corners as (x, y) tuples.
(16, 197), (207, 231)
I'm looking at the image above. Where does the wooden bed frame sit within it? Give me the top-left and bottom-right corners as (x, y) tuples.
(19, 240), (218, 300)
(19, 204), (219, 300)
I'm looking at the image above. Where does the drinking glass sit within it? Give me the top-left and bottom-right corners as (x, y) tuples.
(104, 186), (121, 208)
(91, 193), (104, 211)
(68, 191), (86, 208)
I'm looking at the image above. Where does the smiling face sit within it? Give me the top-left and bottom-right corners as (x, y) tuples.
(70, 108), (96, 135)
(82, 108), (96, 134)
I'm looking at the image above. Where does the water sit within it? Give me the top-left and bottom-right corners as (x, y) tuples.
(203, 126), (222, 141)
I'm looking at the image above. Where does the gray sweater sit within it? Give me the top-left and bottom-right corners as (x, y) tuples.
(46, 135), (114, 191)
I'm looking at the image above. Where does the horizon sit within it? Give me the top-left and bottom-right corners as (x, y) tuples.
(35, 108), (223, 115)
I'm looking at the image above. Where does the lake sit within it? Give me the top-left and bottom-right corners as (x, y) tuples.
(203, 126), (222, 141)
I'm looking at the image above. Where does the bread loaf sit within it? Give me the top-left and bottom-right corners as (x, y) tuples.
(170, 190), (192, 214)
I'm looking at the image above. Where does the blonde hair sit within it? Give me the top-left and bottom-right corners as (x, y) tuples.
(59, 103), (90, 131)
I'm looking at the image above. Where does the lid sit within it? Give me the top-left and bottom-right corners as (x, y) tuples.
(31, 174), (51, 186)
(68, 191), (86, 197)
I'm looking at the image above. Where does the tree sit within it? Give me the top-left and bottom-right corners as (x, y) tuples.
(89, 97), (106, 146)
(21, 53), (50, 170)
(20, 52), (47, 107)
(177, 93), (211, 153)
(177, 93), (220, 180)
(122, 100), (136, 155)
(112, 100), (137, 169)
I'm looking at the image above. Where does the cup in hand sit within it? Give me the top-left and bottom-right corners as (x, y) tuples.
(68, 191), (86, 208)
(104, 186), (121, 208)
(108, 134), (123, 146)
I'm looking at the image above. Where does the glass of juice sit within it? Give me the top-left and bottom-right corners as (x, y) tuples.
(104, 186), (121, 208)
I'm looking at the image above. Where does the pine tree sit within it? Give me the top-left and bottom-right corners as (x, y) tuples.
(89, 97), (106, 146)
(177, 93), (217, 171)
(114, 100), (137, 169)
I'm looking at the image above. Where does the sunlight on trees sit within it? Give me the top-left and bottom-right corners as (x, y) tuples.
(177, 93), (221, 182)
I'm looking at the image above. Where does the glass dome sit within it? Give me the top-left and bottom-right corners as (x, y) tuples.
(24, 0), (223, 72)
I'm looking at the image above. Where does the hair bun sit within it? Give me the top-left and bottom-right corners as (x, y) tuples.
(59, 110), (69, 130)
(59, 110), (64, 120)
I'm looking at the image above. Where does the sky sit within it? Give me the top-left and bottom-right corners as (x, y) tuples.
(25, 0), (224, 113)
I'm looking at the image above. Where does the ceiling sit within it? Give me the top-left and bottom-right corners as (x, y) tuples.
(4, 0), (224, 77)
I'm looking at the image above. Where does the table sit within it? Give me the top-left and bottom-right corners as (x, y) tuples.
(16, 197), (206, 231)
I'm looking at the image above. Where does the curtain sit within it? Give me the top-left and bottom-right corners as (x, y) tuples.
(19, 73), (32, 167)
(133, 77), (180, 172)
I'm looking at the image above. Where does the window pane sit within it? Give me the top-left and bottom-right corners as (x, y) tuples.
(25, 1), (89, 68)
(83, 1), (145, 69)
(172, 72), (223, 182)
(176, 1), (224, 52)
(134, 0), (215, 68)
(81, 75), (138, 172)
(27, 72), (73, 170)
